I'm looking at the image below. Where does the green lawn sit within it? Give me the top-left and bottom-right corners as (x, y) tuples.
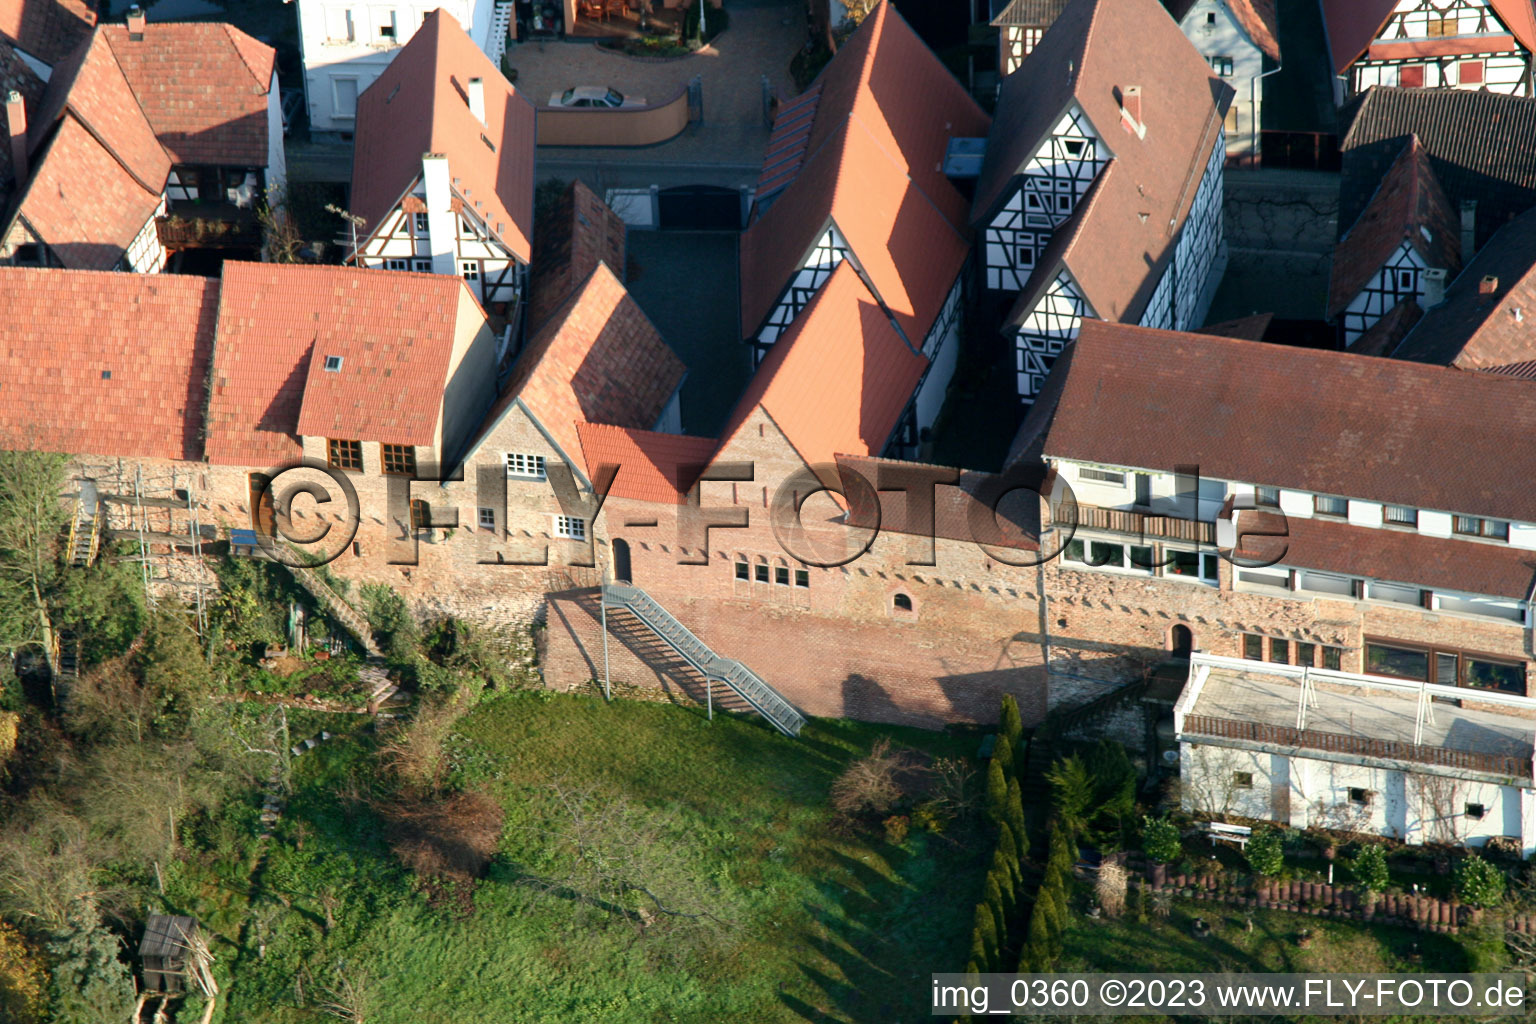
(166, 692), (989, 1023)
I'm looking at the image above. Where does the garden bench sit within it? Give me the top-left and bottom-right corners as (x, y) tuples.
(1202, 821), (1252, 849)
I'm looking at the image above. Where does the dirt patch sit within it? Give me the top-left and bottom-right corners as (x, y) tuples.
(378, 790), (506, 882)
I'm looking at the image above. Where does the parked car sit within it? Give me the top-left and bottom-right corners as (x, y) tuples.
(548, 86), (645, 109)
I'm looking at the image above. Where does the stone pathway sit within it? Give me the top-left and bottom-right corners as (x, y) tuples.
(509, 0), (803, 168)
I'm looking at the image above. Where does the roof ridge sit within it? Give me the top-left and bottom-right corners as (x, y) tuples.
(81, 31), (167, 194)
(221, 23), (270, 92)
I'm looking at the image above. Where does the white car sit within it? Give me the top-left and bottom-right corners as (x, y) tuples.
(548, 86), (646, 109)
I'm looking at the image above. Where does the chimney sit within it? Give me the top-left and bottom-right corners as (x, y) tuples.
(1480, 274), (1500, 296)
(126, 4), (145, 39)
(467, 77), (485, 125)
(1119, 85), (1146, 139)
(1421, 267), (1447, 309)
(1461, 199), (1477, 263)
(4, 91), (26, 185)
(421, 153), (455, 276)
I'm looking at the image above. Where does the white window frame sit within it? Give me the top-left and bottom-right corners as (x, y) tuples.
(331, 75), (360, 119)
(384, 258), (407, 270)
(1079, 467), (1125, 485)
(1163, 547), (1219, 585)
(412, 258), (431, 272)
(505, 453), (547, 480)
(462, 261), (480, 282)
(478, 507), (496, 530)
(554, 515), (586, 541)
(414, 212), (429, 233)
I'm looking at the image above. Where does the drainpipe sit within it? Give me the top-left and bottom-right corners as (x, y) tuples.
(1251, 60), (1283, 167)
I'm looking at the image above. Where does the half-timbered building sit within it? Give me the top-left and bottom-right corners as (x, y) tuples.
(971, 0), (1232, 404)
(1322, 0), (1536, 101)
(740, 3), (988, 456)
(350, 11), (533, 313)
(989, 0), (1069, 77)
(0, 11), (284, 272)
(1167, 0), (1280, 164)
(1328, 135), (1461, 350)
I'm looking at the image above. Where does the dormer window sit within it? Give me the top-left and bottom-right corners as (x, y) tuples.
(1254, 486), (1280, 508)
(1314, 495), (1347, 517)
(1454, 515), (1508, 540)
(1385, 505), (1417, 526)
(324, 355), (343, 372)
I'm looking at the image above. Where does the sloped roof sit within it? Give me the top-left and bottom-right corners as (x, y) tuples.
(527, 180), (626, 333)
(28, 30), (168, 193)
(1394, 204), (1536, 368)
(1168, 0), (1280, 61)
(1196, 312), (1273, 340)
(0, 40), (44, 192)
(1043, 319), (1536, 523)
(751, 83), (821, 208)
(284, 267), (471, 446)
(1321, 0), (1536, 74)
(0, 0), (93, 66)
(1236, 511), (1536, 601)
(1328, 135), (1460, 319)
(9, 114), (163, 269)
(976, 0), (1232, 325)
(991, 0), (1070, 28)
(102, 23), (274, 167)
(1340, 86), (1536, 250)
(721, 261), (928, 475)
(0, 268), (215, 460)
(836, 453), (1041, 551)
(351, 10), (534, 263)
(575, 423), (717, 504)
(739, 2), (988, 344)
(1350, 295), (1422, 356)
(489, 262), (684, 475)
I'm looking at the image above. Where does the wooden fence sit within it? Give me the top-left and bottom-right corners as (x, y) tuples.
(1182, 714), (1532, 778)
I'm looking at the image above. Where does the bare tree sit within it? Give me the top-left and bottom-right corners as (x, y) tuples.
(1411, 774), (1463, 845)
(317, 967), (373, 1024)
(1182, 745), (1252, 820)
(518, 781), (738, 937)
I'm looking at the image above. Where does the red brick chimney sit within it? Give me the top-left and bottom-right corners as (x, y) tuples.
(1120, 85), (1146, 139)
(1480, 275), (1500, 296)
(5, 91), (26, 185)
(126, 4), (145, 40)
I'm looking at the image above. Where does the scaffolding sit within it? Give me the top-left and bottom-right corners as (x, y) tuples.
(73, 460), (217, 637)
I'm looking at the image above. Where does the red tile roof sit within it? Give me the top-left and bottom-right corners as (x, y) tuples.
(0, 267), (214, 460)
(29, 30), (168, 193)
(752, 83), (821, 206)
(1196, 312), (1273, 341)
(274, 266), (471, 447)
(1236, 511), (1536, 601)
(351, 11), (534, 263)
(1043, 319), (1536, 523)
(1322, 0), (1536, 73)
(488, 262), (684, 475)
(836, 453), (1041, 551)
(575, 423), (718, 504)
(976, 0), (1232, 326)
(9, 113), (163, 269)
(0, 0), (93, 65)
(1350, 295), (1422, 356)
(1395, 205), (1536, 368)
(739, 3), (988, 345)
(1327, 135), (1460, 320)
(0, 40), (44, 191)
(102, 23), (275, 167)
(722, 261), (929, 474)
(527, 180), (626, 333)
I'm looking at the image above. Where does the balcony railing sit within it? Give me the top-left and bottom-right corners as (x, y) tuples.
(156, 209), (262, 250)
(1182, 713), (1532, 778)
(1051, 501), (1215, 544)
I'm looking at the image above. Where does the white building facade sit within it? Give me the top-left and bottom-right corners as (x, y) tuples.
(1342, 0), (1532, 99)
(295, 0), (512, 133)
(1171, 0), (1273, 164)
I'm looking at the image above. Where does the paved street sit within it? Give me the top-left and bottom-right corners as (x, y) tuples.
(511, 0), (802, 183)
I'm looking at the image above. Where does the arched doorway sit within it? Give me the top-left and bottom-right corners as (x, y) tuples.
(1170, 624), (1193, 660)
(612, 538), (632, 583)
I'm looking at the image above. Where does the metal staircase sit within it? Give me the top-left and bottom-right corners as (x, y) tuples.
(66, 497), (101, 568)
(489, 0), (512, 65)
(601, 582), (805, 737)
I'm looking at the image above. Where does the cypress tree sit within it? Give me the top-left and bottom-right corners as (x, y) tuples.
(985, 756), (1008, 826)
(984, 872), (1007, 945)
(999, 821), (1025, 886)
(976, 901), (999, 968)
(991, 846), (1016, 908)
(993, 729), (1015, 776)
(1000, 693), (1023, 750)
(1040, 887), (1066, 961)
(1020, 897), (1051, 973)
(1006, 776), (1027, 846)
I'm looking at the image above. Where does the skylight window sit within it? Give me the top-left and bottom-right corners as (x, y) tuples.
(324, 356), (343, 372)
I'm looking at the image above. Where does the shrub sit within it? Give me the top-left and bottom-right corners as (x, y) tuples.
(1005, 776), (1027, 844)
(1142, 815), (1182, 864)
(985, 756), (1007, 826)
(829, 738), (918, 819)
(1455, 854), (1506, 909)
(1046, 755), (1094, 836)
(999, 694), (1024, 750)
(882, 814), (910, 845)
(1245, 827), (1286, 877)
(1095, 860), (1127, 918)
(1352, 844), (1390, 892)
(376, 789), (505, 881)
(910, 800), (947, 834)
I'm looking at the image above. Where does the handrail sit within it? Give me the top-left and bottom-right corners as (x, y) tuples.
(602, 582), (805, 737)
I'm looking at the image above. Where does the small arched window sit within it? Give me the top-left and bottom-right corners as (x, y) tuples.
(893, 593), (913, 612)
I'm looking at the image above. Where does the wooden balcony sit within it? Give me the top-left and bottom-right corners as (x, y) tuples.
(156, 206), (262, 250)
(1050, 501), (1215, 543)
(1182, 713), (1532, 778)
